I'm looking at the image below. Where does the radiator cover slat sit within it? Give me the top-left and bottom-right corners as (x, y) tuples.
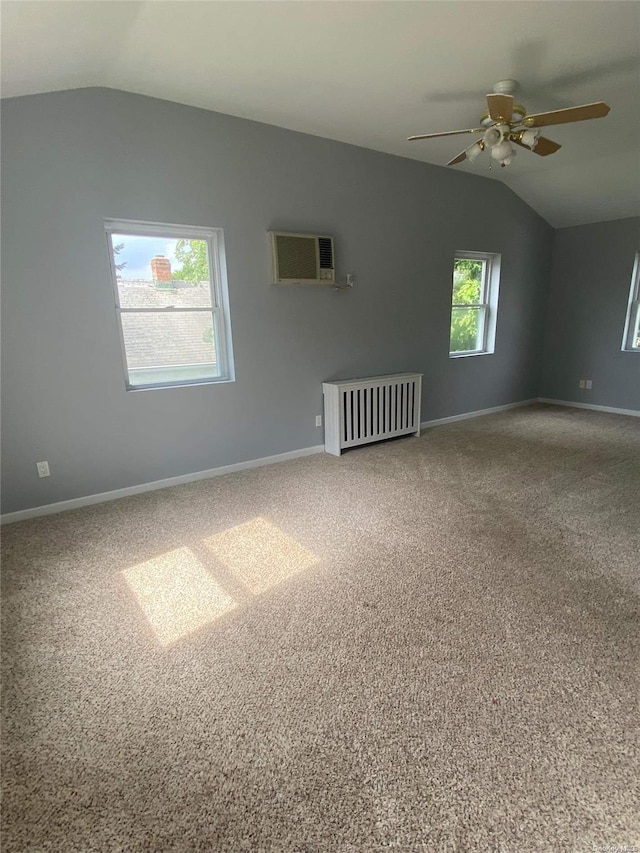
(323, 373), (423, 456)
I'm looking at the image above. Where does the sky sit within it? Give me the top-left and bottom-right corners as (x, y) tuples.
(111, 235), (180, 280)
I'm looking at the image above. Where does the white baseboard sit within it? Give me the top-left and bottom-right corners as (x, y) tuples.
(538, 398), (640, 418)
(5, 396), (637, 525)
(421, 398), (538, 430)
(1, 444), (325, 525)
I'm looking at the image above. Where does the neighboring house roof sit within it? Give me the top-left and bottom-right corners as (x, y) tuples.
(118, 281), (216, 368)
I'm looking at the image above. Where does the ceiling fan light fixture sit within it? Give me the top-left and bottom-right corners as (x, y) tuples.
(521, 129), (540, 149)
(466, 140), (484, 162)
(491, 139), (513, 161)
(483, 127), (502, 147)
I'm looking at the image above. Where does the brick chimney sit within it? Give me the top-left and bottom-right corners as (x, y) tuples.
(150, 255), (172, 283)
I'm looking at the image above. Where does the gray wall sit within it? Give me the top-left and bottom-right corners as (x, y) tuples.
(540, 217), (640, 411)
(1, 88), (553, 514)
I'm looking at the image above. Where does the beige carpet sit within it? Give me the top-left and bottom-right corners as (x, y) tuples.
(2, 404), (639, 852)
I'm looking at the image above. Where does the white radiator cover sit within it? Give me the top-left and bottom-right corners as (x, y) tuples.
(322, 373), (423, 456)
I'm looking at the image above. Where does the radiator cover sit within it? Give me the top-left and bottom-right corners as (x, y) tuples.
(322, 373), (422, 456)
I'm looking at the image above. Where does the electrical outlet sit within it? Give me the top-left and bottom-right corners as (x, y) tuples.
(586, 380), (593, 389)
(579, 379), (586, 389)
(36, 461), (50, 478)
(315, 415), (322, 427)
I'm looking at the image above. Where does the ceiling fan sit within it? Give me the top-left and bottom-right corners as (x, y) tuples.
(408, 80), (610, 168)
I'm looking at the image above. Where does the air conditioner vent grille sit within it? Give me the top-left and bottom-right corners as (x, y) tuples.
(276, 235), (318, 280)
(318, 237), (333, 270)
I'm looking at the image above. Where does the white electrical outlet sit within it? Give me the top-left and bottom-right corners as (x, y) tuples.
(579, 379), (586, 389)
(315, 415), (322, 427)
(36, 461), (50, 478)
(586, 380), (593, 389)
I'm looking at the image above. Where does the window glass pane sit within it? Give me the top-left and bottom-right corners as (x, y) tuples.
(119, 282), (213, 309)
(112, 234), (213, 308)
(127, 363), (220, 388)
(450, 306), (485, 353)
(632, 306), (640, 349)
(452, 258), (485, 305)
(120, 311), (219, 385)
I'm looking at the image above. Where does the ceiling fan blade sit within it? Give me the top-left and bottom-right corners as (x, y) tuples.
(523, 102), (610, 128)
(486, 93), (514, 123)
(446, 149), (468, 166)
(408, 128), (483, 141)
(512, 136), (562, 156)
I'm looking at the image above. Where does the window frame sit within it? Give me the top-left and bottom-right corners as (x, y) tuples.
(449, 250), (501, 358)
(105, 219), (235, 391)
(621, 251), (640, 353)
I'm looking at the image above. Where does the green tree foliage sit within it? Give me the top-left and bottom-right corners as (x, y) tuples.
(172, 240), (209, 283)
(450, 259), (483, 352)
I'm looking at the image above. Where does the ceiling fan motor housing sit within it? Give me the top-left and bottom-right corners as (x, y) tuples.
(492, 79), (519, 95)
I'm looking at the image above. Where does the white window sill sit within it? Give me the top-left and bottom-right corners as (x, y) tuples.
(127, 377), (236, 392)
(449, 350), (494, 359)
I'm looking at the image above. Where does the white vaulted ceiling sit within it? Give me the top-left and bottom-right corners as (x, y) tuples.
(2, 1), (639, 227)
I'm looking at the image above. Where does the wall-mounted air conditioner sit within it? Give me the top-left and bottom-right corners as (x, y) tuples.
(269, 231), (335, 285)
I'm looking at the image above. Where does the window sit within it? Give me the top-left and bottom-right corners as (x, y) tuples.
(106, 220), (234, 390)
(449, 251), (501, 357)
(622, 252), (640, 352)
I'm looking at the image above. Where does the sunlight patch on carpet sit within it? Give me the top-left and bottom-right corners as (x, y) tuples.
(203, 517), (319, 595)
(123, 547), (236, 645)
